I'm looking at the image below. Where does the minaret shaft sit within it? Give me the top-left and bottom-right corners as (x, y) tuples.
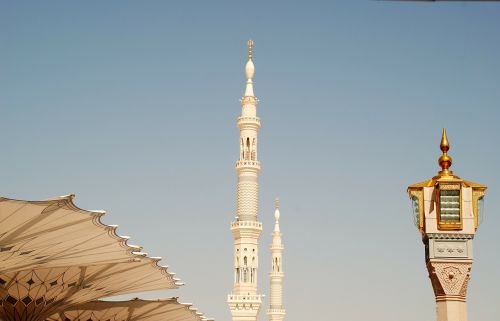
(228, 40), (262, 321)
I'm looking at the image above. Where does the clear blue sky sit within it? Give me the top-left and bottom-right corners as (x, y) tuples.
(1, 1), (500, 321)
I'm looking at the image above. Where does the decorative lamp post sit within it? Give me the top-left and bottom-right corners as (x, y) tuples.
(407, 129), (486, 321)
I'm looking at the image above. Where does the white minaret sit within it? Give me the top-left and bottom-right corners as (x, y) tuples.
(267, 199), (285, 321)
(227, 39), (263, 321)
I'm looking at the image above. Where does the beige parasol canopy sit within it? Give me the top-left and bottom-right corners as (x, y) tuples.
(0, 196), (209, 321)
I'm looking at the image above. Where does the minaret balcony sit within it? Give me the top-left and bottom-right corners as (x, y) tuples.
(237, 116), (261, 128)
(270, 244), (284, 250)
(231, 221), (263, 229)
(231, 221), (263, 239)
(227, 294), (262, 302)
(235, 160), (261, 170)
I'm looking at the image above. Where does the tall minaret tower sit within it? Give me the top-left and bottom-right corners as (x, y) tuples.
(267, 199), (285, 321)
(227, 39), (263, 321)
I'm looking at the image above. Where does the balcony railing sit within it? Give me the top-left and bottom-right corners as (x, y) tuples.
(237, 117), (261, 126)
(227, 294), (262, 301)
(231, 221), (263, 229)
(235, 160), (261, 168)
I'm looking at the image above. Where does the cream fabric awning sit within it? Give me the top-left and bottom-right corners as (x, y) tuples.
(0, 195), (155, 273)
(0, 195), (209, 321)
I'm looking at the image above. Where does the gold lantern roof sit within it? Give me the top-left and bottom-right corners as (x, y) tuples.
(407, 129), (487, 232)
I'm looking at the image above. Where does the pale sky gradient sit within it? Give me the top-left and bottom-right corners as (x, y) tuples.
(1, 1), (500, 321)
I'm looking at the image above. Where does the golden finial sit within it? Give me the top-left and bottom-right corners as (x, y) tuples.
(275, 197), (280, 209)
(440, 128), (450, 153)
(247, 39), (254, 60)
(438, 128), (453, 176)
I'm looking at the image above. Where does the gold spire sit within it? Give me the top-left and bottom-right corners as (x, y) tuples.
(247, 39), (254, 61)
(440, 128), (450, 153)
(438, 128), (453, 176)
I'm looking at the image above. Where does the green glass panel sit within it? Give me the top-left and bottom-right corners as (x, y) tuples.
(411, 196), (419, 228)
(439, 190), (460, 223)
(478, 196), (485, 226)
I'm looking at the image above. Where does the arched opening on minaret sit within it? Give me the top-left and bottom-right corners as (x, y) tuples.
(241, 138), (244, 160)
(252, 138), (256, 160)
(246, 138), (250, 160)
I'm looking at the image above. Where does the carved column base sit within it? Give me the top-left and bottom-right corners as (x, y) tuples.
(436, 298), (468, 321)
(427, 261), (472, 321)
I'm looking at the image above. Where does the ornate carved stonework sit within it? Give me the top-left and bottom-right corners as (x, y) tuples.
(427, 261), (472, 299)
(241, 96), (257, 106)
(432, 241), (469, 258)
(237, 181), (259, 219)
(427, 234), (474, 241)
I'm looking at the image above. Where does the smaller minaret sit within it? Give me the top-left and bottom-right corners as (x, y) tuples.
(267, 198), (285, 321)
